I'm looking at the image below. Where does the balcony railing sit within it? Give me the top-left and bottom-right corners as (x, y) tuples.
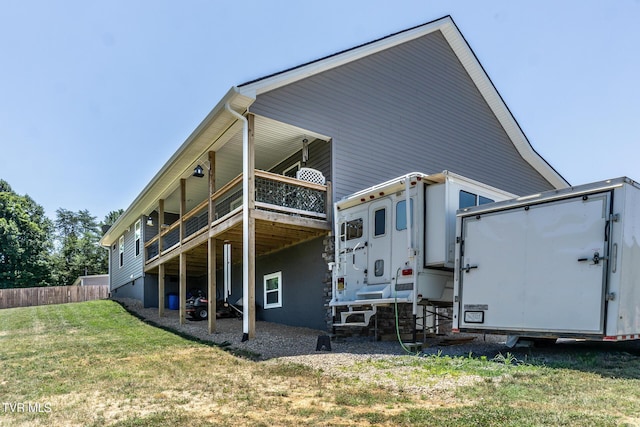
(144, 170), (329, 262)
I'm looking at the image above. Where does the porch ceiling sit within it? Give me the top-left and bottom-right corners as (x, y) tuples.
(144, 210), (330, 277)
(161, 114), (330, 214)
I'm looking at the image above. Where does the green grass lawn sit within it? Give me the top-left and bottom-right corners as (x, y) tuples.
(1, 300), (639, 426)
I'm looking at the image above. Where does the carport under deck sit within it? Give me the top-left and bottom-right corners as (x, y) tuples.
(142, 168), (331, 337)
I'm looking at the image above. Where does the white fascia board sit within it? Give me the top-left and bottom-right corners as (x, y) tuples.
(100, 87), (255, 247)
(239, 16), (568, 190)
(238, 18), (454, 97)
(439, 22), (569, 189)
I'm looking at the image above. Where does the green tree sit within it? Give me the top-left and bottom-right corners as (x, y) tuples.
(0, 180), (53, 288)
(100, 209), (124, 235)
(51, 208), (107, 286)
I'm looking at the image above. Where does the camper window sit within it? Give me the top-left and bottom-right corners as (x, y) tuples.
(396, 199), (414, 231)
(459, 191), (477, 209)
(460, 190), (495, 209)
(479, 195), (494, 205)
(374, 208), (386, 236)
(341, 219), (363, 241)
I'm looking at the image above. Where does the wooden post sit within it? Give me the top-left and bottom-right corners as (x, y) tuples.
(180, 178), (186, 243)
(179, 252), (186, 325)
(158, 199), (164, 255)
(247, 113), (256, 338)
(158, 263), (165, 317)
(208, 237), (216, 334)
(208, 150), (217, 334)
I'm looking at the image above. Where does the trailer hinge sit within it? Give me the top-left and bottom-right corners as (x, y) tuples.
(606, 292), (616, 301)
(610, 213), (620, 222)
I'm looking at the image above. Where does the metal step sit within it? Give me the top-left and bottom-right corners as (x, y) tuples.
(334, 306), (377, 327)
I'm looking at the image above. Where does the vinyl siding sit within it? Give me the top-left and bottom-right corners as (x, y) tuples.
(110, 217), (145, 290)
(227, 237), (327, 330)
(248, 30), (554, 200)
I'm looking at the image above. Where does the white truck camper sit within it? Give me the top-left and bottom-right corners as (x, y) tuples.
(330, 171), (515, 335)
(453, 177), (640, 343)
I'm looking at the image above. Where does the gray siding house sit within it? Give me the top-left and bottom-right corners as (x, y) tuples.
(100, 16), (567, 338)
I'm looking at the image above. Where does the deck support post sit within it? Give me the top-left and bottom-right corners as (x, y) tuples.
(208, 151), (217, 334)
(179, 252), (186, 325)
(158, 263), (165, 317)
(158, 199), (164, 256)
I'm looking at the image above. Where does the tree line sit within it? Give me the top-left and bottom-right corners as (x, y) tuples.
(0, 179), (122, 288)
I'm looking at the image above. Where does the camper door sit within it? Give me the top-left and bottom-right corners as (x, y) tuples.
(367, 199), (392, 284)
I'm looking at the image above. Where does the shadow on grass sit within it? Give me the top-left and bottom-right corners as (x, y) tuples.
(111, 300), (261, 361)
(505, 339), (640, 380)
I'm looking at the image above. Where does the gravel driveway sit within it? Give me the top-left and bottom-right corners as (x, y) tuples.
(114, 297), (640, 379)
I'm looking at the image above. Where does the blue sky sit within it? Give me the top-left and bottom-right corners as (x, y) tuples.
(1, 0), (638, 221)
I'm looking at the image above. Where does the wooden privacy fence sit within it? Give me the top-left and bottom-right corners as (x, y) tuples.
(0, 285), (110, 309)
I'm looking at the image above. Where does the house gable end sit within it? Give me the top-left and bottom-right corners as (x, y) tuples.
(248, 29), (556, 200)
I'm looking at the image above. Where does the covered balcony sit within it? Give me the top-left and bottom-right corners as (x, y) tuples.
(137, 108), (332, 338)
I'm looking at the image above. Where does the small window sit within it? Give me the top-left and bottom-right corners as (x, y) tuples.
(459, 191), (477, 209)
(264, 272), (282, 309)
(118, 236), (124, 268)
(374, 208), (386, 237)
(341, 218), (363, 241)
(479, 196), (494, 205)
(283, 162), (301, 178)
(374, 259), (384, 277)
(396, 199), (414, 231)
(134, 220), (141, 257)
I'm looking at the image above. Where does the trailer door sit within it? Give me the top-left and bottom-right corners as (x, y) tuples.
(459, 192), (610, 335)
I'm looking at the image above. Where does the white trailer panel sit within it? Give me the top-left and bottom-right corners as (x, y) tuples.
(454, 177), (640, 341)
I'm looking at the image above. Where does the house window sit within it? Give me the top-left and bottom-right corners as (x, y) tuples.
(283, 162), (301, 178)
(341, 218), (363, 241)
(264, 272), (282, 309)
(134, 220), (141, 257)
(396, 199), (414, 231)
(118, 235), (124, 268)
(374, 208), (386, 237)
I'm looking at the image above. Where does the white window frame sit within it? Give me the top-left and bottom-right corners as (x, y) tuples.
(263, 271), (282, 309)
(134, 220), (141, 258)
(118, 235), (125, 268)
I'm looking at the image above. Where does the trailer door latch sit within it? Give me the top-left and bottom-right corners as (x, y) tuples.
(463, 264), (478, 273)
(577, 252), (606, 265)
(606, 292), (616, 301)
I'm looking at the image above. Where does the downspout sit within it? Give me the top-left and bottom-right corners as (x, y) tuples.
(225, 102), (250, 340)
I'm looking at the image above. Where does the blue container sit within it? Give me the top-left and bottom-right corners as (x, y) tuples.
(167, 293), (179, 310)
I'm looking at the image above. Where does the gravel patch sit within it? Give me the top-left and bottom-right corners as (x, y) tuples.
(113, 297), (507, 362)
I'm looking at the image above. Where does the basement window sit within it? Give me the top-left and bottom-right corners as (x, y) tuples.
(264, 272), (282, 309)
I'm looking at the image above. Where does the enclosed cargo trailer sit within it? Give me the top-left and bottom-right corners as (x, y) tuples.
(453, 177), (640, 342)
